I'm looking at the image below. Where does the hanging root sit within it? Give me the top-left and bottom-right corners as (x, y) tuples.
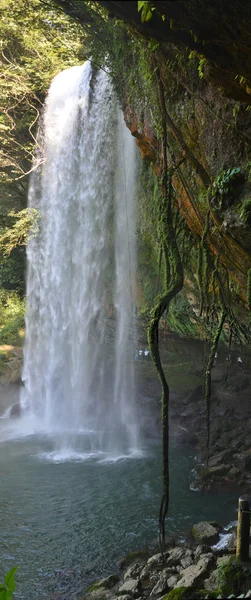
(204, 310), (227, 465)
(225, 326), (233, 382)
(247, 268), (251, 314)
(148, 59), (184, 556)
(198, 212), (210, 317)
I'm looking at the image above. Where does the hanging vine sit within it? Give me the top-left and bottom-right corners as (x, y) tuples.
(148, 59), (184, 554)
(204, 309), (227, 464)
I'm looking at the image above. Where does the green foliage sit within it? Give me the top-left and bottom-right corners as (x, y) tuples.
(0, 208), (39, 256)
(167, 293), (198, 338)
(0, 567), (18, 600)
(198, 57), (206, 79)
(138, 1), (155, 22)
(0, 291), (25, 345)
(239, 197), (251, 224)
(0, 248), (25, 293)
(0, 0), (84, 203)
(212, 167), (241, 197)
(216, 558), (251, 597)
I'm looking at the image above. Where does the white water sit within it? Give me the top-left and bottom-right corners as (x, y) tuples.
(19, 61), (140, 457)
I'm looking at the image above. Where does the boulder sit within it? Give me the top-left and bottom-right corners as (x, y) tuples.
(149, 569), (172, 597)
(96, 575), (119, 589)
(139, 553), (163, 580)
(118, 578), (140, 597)
(194, 545), (212, 561)
(192, 521), (219, 545)
(124, 563), (145, 581)
(166, 575), (179, 588)
(165, 547), (186, 567)
(180, 550), (194, 569)
(208, 450), (233, 468)
(175, 553), (215, 588)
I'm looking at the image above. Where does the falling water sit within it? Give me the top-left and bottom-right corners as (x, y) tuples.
(20, 61), (140, 457)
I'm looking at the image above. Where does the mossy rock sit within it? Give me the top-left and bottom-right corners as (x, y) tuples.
(85, 574), (119, 594)
(119, 549), (149, 569)
(161, 588), (199, 600)
(216, 557), (251, 596)
(162, 588), (223, 600)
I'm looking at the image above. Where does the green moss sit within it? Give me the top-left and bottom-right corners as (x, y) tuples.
(216, 557), (251, 596)
(85, 574), (119, 594)
(162, 589), (224, 600)
(85, 582), (103, 594)
(119, 548), (149, 569)
(167, 293), (199, 339)
(161, 588), (197, 600)
(239, 197), (251, 225)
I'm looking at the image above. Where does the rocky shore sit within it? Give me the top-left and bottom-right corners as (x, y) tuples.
(78, 520), (251, 600)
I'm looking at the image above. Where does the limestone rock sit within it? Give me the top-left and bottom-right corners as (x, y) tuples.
(146, 553), (163, 568)
(204, 569), (218, 592)
(140, 554), (163, 580)
(194, 545), (212, 560)
(118, 578), (140, 597)
(180, 550), (194, 569)
(84, 591), (116, 600)
(97, 575), (119, 589)
(166, 575), (178, 588)
(149, 569), (172, 597)
(208, 449), (233, 468)
(192, 521), (219, 545)
(165, 547), (185, 567)
(124, 563), (145, 581)
(175, 553), (215, 588)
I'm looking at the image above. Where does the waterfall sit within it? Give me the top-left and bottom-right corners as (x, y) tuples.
(20, 61), (140, 457)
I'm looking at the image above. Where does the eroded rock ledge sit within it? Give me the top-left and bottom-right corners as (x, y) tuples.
(78, 520), (246, 600)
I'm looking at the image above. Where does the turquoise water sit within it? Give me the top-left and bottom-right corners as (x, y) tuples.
(0, 434), (239, 600)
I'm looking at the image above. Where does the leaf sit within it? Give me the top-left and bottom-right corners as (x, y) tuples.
(4, 566), (18, 593)
(137, 0), (145, 10)
(142, 6), (153, 22)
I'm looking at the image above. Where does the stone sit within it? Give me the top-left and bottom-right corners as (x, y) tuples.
(208, 449), (233, 468)
(165, 547), (185, 567)
(228, 466), (241, 477)
(204, 569), (218, 592)
(83, 591), (116, 600)
(149, 569), (172, 597)
(192, 521), (219, 545)
(139, 554), (163, 580)
(194, 545), (212, 560)
(97, 575), (120, 589)
(180, 550), (194, 569)
(146, 553), (163, 568)
(124, 563), (144, 581)
(226, 531), (237, 552)
(175, 553), (215, 588)
(207, 464), (230, 476)
(166, 575), (178, 588)
(118, 579), (140, 597)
